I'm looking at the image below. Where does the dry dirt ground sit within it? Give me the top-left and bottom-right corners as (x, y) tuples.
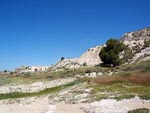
(0, 96), (149, 113)
(0, 78), (149, 113)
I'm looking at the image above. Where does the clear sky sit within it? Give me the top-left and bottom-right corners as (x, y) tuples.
(0, 0), (150, 71)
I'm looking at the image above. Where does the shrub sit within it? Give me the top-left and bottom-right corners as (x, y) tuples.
(4, 70), (7, 72)
(144, 40), (150, 48)
(99, 39), (126, 67)
(83, 62), (87, 66)
(128, 108), (150, 113)
(122, 46), (134, 62)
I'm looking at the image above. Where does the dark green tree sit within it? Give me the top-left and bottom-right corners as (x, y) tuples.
(61, 57), (65, 61)
(99, 38), (126, 67)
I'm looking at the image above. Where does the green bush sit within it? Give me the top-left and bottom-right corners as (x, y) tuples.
(122, 46), (134, 62)
(83, 62), (87, 66)
(99, 39), (126, 67)
(144, 40), (150, 48)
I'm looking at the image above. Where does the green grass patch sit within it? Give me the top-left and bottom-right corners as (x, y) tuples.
(140, 95), (150, 100)
(89, 82), (150, 101)
(51, 66), (111, 77)
(128, 108), (150, 113)
(120, 61), (150, 72)
(114, 95), (135, 100)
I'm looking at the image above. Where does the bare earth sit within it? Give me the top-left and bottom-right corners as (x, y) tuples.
(0, 96), (149, 113)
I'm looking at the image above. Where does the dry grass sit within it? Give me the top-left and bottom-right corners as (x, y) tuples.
(93, 72), (150, 85)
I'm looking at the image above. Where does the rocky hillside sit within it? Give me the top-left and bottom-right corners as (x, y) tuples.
(77, 46), (103, 66)
(52, 46), (103, 70)
(120, 27), (150, 63)
(53, 27), (150, 69)
(120, 27), (150, 51)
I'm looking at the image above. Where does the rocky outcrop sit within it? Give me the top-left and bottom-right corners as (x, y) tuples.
(53, 27), (150, 69)
(120, 27), (150, 63)
(120, 27), (150, 51)
(52, 46), (103, 70)
(52, 58), (80, 70)
(77, 46), (103, 66)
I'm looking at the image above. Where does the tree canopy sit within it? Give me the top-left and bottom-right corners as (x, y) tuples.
(99, 38), (126, 67)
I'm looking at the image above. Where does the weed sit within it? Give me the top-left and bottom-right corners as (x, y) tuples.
(128, 108), (150, 113)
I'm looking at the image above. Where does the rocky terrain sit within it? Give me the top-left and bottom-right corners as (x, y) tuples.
(53, 27), (150, 69)
(12, 28), (150, 72)
(52, 46), (103, 69)
(120, 27), (150, 63)
(0, 27), (150, 113)
(0, 78), (75, 94)
(0, 80), (149, 113)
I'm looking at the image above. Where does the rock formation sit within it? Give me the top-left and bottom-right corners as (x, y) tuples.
(52, 46), (103, 70)
(53, 27), (150, 69)
(120, 27), (150, 63)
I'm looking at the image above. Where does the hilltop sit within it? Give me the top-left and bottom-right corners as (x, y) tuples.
(52, 27), (150, 70)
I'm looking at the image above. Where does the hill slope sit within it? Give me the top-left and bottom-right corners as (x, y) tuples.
(53, 27), (150, 69)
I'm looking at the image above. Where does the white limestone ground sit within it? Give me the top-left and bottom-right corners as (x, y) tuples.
(0, 96), (50, 113)
(82, 97), (150, 113)
(0, 80), (149, 113)
(48, 97), (150, 113)
(1, 96), (147, 113)
(0, 78), (75, 94)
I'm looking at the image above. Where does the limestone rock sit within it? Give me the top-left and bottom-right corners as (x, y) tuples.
(120, 27), (150, 63)
(52, 46), (103, 70)
(53, 27), (150, 69)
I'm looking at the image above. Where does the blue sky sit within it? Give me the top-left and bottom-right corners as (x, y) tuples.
(0, 0), (150, 70)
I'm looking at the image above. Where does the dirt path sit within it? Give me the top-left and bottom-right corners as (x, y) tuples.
(0, 97), (150, 113)
(54, 103), (88, 113)
(0, 97), (49, 113)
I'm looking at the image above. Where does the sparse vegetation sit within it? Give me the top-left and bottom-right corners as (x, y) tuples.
(128, 108), (150, 113)
(0, 79), (83, 100)
(0, 61), (150, 102)
(120, 61), (150, 72)
(144, 40), (150, 48)
(122, 46), (134, 62)
(51, 66), (109, 77)
(92, 72), (150, 85)
(86, 61), (150, 101)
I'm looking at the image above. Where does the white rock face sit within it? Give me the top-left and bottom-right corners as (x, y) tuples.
(53, 27), (150, 69)
(52, 58), (80, 70)
(77, 46), (103, 66)
(120, 27), (150, 63)
(52, 46), (103, 69)
(120, 27), (150, 51)
(130, 47), (150, 63)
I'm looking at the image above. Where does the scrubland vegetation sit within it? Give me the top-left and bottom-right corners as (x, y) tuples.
(87, 61), (150, 100)
(128, 108), (150, 113)
(0, 79), (83, 100)
(0, 61), (149, 101)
